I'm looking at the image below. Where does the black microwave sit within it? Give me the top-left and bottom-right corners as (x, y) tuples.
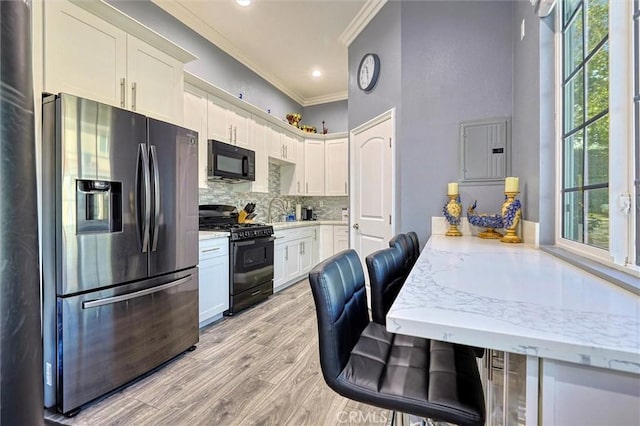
(207, 140), (255, 182)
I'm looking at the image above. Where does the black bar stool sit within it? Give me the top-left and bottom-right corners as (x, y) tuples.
(407, 231), (420, 264)
(366, 246), (404, 325)
(308, 250), (486, 426)
(389, 234), (415, 278)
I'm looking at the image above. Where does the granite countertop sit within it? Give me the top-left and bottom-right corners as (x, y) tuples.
(270, 220), (347, 230)
(199, 221), (347, 240)
(198, 231), (229, 241)
(386, 235), (640, 374)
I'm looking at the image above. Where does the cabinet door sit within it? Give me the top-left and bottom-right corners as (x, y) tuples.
(207, 96), (231, 143)
(127, 36), (183, 124)
(325, 137), (348, 196)
(273, 240), (287, 291)
(304, 139), (325, 195)
(299, 236), (315, 275)
(282, 132), (297, 162)
(44, 0), (127, 108)
(250, 118), (269, 193)
(284, 240), (301, 282)
(229, 106), (251, 148)
(319, 225), (334, 261)
(183, 86), (208, 189)
(268, 127), (284, 159)
(198, 239), (229, 326)
(333, 226), (349, 254)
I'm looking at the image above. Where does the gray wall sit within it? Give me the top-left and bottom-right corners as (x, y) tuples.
(400, 1), (513, 241)
(349, 1), (515, 243)
(302, 100), (348, 133)
(512, 1), (541, 222)
(348, 2), (403, 225)
(538, 12), (557, 244)
(107, 0), (301, 120)
(348, 2), (402, 131)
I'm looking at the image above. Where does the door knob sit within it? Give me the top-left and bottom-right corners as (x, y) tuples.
(352, 223), (359, 230)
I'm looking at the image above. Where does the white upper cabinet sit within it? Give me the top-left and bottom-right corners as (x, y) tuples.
(249, 117), (269, 193)
(268, 128), (296, 164)
(43, 0), (193, 125)
(206, 97), (250, 148)
(304, 139), (325, 195)
(183, 85), (208, 189)
(207, 96), (229, 142)
(325, 137), (348, 196)
(126, 36), (183, 123)
(44, 1), (127, 108)
(282, 132), (297, 163)
(228, 106), (251, 148)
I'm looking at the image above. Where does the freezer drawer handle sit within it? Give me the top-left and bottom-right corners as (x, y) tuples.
(82, 276), (191, 309)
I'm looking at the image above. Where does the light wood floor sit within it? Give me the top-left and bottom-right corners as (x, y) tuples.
(45, 280), (389, 426)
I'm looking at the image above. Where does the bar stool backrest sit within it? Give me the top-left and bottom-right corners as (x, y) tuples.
(389, 233), (414, 277)
(366, 246), (405, 325)
(308, 249), (370, 383)
(407, 231), (420, 266)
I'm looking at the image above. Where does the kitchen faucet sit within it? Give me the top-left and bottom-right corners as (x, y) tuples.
(267, 197), (287, 223)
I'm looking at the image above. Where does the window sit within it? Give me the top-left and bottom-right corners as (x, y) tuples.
(561, 0), (609, 250)
(559, 0), (637, 273)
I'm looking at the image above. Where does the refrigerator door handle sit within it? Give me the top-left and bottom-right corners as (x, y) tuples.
(150, 145), (161, 252)
(137, 143), (151, 253)
(82, 276), (191, 309)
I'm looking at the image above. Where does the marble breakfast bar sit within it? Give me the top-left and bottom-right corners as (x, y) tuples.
(386, 235), (640, 425)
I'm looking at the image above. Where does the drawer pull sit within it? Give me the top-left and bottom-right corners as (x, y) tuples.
(201, 247), (221, 253)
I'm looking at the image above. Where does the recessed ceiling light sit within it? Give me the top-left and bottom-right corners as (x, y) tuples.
(312, 70), (322, 78)
(236, 0), (251, 6)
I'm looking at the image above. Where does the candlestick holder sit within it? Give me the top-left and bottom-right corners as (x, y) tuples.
(501, 192), (522, 243)
(443, 195), (462, 236)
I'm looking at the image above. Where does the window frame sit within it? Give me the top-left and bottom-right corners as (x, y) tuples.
(555, 0), (638, 275)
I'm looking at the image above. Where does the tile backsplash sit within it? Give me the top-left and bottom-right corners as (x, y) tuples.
(199, 162), (348, 222)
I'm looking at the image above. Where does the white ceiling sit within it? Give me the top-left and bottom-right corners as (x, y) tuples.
(152, 0), (386, 106)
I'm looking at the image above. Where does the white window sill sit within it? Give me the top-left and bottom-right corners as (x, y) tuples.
(540, 245), (640, 296)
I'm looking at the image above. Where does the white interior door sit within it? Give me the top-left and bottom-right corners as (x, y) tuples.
(350, 110), (395, 301)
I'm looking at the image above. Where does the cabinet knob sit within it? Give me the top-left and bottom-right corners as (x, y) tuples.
(352, 223), (359, 230)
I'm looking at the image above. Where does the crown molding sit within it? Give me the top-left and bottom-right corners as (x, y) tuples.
(302, 92), (348, 107)
(151, 0), (305, 106)
(338, 0), (388, 47)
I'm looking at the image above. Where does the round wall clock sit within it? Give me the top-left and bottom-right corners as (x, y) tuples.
(357, 53), (380, 92)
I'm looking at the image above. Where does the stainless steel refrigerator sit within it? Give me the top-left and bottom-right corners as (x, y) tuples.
(41, 93), (199, 414)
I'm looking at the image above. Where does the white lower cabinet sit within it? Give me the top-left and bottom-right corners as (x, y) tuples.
(333, 225), (349, 253)
(317, 225), (349, 263)
(319, 225), (334, 261)
(273, 227), (318, 292)
(198, 238), (229, 327)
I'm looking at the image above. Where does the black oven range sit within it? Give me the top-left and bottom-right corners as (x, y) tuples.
(199, 205), (274, 315)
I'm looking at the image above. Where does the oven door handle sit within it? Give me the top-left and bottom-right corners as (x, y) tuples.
(233, 236), (275, 247)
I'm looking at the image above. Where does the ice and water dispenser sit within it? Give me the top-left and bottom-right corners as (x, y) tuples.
(76, 179), (122, 234)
